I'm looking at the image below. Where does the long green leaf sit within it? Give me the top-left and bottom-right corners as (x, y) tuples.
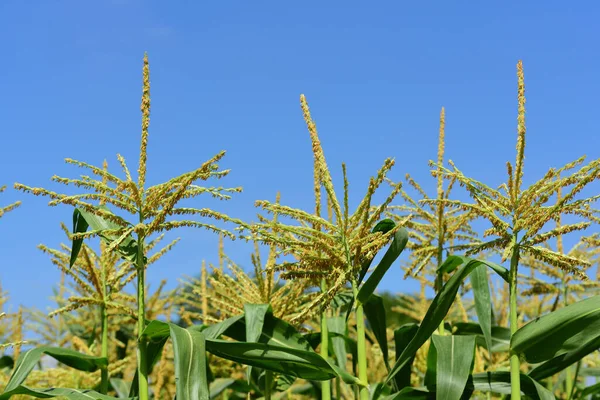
(432, 335), (475, 400)
(378, 256), (507, 397)
(357, 227), (409, 304)
(393, 324), (419, 391)
(511, 295), (600, 363)
(470, 265), (493, 354)
(202, 311), (357, 384)
(364, 294), (389, 369)
(205, 338), (336, 381)
(139, 320), (209, 400)
(0, 387), (127, 400)
(452, 323), (510, 353)
(1, 346), (107, 398)
(469, 372), (555, 400)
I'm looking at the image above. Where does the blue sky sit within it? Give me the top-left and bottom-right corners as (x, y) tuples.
(1, 1), (599, 313)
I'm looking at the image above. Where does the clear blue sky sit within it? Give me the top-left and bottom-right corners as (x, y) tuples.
(1, 1), (599, 313)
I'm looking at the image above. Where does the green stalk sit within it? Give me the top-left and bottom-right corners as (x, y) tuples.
(509, 234), (521, 400)
(352, 282), (369, 400)
(563, 279), (574, 397)
(567, 361), (581, 400)
(99, 264), (109, 394)
(264, 370), (273, 400)
(320, 279), (331, 400)
(436, 231), (445, 335)
(136, 225), (149, 400)
(99, 303), (109, 394)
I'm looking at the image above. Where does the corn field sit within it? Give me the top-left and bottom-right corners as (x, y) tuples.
(1, 55), (600, 400)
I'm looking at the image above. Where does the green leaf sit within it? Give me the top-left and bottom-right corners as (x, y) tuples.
(432, 335), (475, 400)
(438, 255), (509, 283)
(392, 324), (419, 391)
(205, 339), (336, 381)
(380, 387), (433, 400)
(577, 381), (600, 398)
(529, 328), (600, 381)
(109, 379), (130, 399)
(140, 320), (209, 400)
(70, 208), (89, 267)
(424, 338), (437, 391)
(203, 311), (348, 383)
(357, 227), (409, 304)
(244, 304), (271, 343)
(71, 206), (143, 265)
(243, 304), (271, 381)
(511, 295), (600, 364)
(208, 378), (252, 399)
(0, 387), (127, 400)
(469, 372), (555, 400)
(452, 323), (510, 353)
(1, 346), (107, 398)
(327, 316), (347, 371)
(0, 355), (14, 370)
(470, 265), (493, 354)
(364, 294), (389, 369)
(379, 256), (506, 396)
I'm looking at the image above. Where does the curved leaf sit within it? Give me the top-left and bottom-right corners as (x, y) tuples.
(357, 227), (409, 304)
(511, 295), (600, 363)
(1, 346), (107, 398)
(452, 323), (510, 353)
(70, 207), (143, 265)
(0, 387), (126, 400)
(469, 372), (555, 400)
(205, 338), (336, 381)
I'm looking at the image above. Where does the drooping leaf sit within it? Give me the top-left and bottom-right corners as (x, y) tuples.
(364, 294), (389, 369)
(393, 324), (419, 391)
(529, 331), (600, 380)
(208, 378), (252, 399)
(0, 387), (127, 400)
(380, 387), (433, 400)
(202, 311), (348, 382)
(1, 346), (107, 398)
(469, 372), (555, 400)
(378, 256), (508, 397)
(470, 265), (493, 354)
(452, 323), (510, 353)
(70, 206), (143, 265)
(357, 227), (409, 304)
(511, 295), (600, 364)
(432, 335), (475, 400)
